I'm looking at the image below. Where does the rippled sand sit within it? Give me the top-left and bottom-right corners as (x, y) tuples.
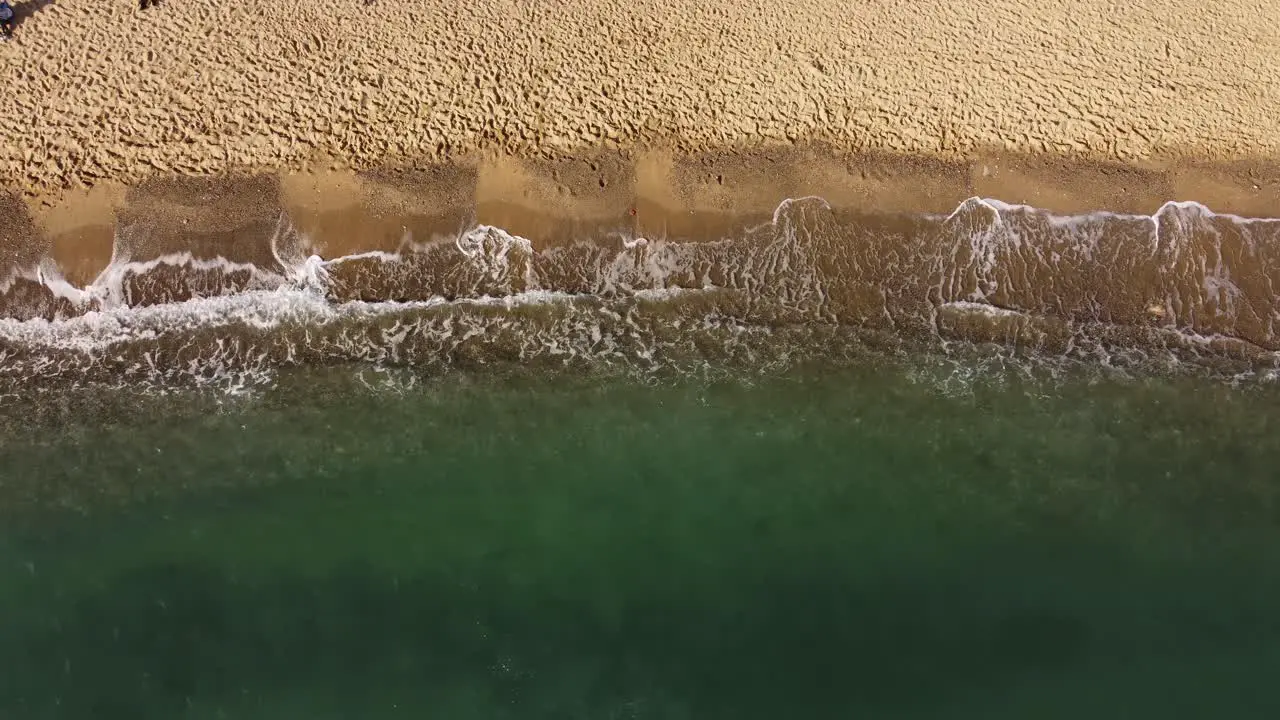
(1, 0), (1279, 192)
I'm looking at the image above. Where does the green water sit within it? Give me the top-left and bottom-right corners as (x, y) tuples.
(2, 362), (1279, 719)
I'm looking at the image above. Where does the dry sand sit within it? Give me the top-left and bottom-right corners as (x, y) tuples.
(2, 0), (1280, 194)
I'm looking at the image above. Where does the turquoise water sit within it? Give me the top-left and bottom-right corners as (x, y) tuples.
(2, 360), (1279, 718)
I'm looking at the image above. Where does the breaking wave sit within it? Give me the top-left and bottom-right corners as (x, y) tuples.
(2, 195), (1280, 397)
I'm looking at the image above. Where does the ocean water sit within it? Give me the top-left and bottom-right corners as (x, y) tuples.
(2, 194), (1280, 717)
(3, 362), (1280, 718)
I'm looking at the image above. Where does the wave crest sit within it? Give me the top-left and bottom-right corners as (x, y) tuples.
(2, 195), (1279, 393)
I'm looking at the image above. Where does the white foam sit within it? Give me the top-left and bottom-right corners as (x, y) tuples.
(1, 194), (1277, 393)
(772, 195), (831, 225)
(631, 287), (705, 302)
(0, 260), (95, 307)
(322, 250), (404, 265)
(0, 283), (588, 354)
(977, 196), (1280, 228)
(939, 301), (1026, 318)
(88, 251), (288, 309)
(946, 197), (1003, 225)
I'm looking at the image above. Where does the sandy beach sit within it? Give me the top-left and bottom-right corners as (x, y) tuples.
(2, 0), (1279, 198)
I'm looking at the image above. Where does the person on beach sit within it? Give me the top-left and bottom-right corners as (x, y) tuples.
(0, 1), (15, 39)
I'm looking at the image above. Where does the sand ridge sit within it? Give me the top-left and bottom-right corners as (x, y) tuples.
(2, 0), (1279, 193)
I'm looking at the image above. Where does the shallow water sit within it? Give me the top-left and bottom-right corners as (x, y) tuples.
(2, 361), (1280, 718)
(3, 196), (1280, 397)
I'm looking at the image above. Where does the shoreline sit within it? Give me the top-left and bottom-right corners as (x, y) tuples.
(1, 143), (1279, 382)
(7, 145), (1279, 288)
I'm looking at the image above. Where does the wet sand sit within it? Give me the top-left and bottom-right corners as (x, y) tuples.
(13, 147), (1280, 291)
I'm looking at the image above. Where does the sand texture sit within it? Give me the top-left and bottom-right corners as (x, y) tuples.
(2, 0), (1279, 193)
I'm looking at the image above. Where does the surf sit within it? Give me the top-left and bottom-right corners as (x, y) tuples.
(0, 196), (1277, 395)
